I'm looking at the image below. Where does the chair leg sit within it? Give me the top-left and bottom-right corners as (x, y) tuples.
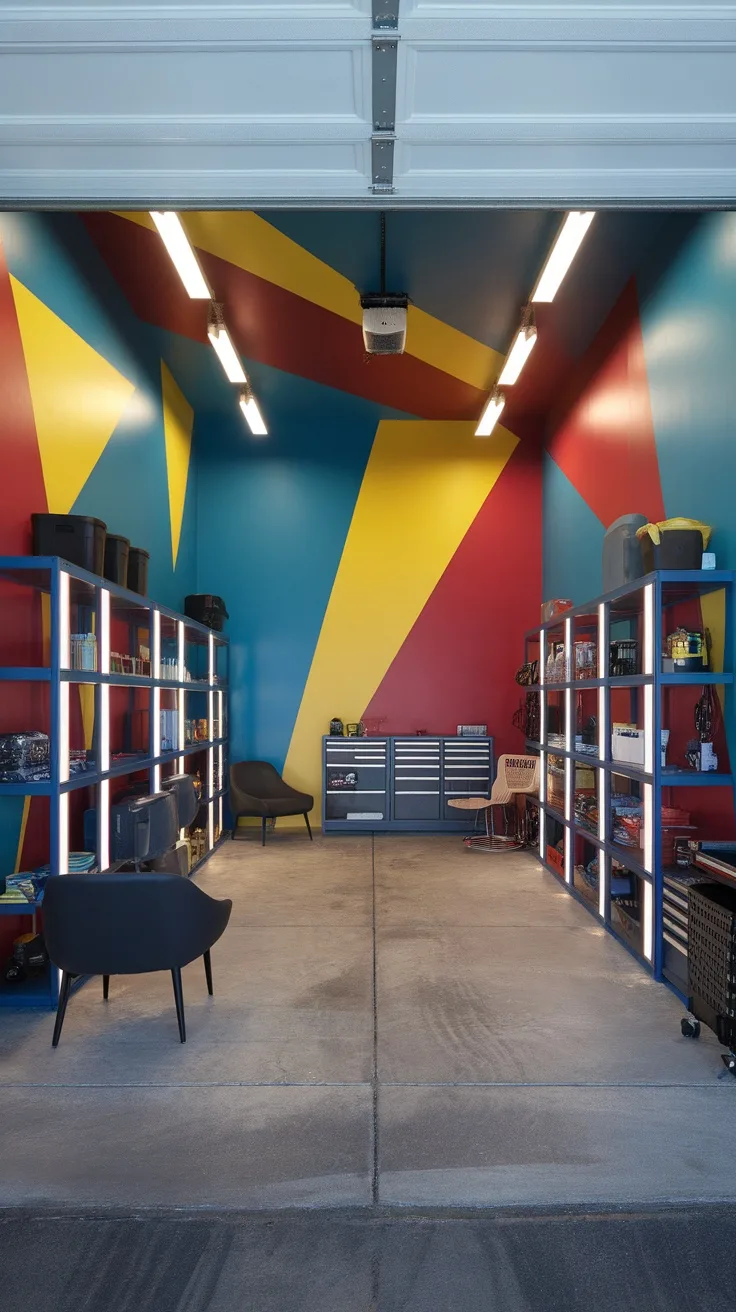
(103, 974), (110, 1001)
(203, 949), (214, 996)
(261, 816), (267, 846)
(52, 972), (73, 1048)
(171, 968), (187, 1043)
(304, 812), (313, 840)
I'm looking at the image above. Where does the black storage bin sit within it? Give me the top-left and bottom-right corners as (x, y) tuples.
(103, 534), (130, 586)
(32, 514), (106, 575)
(127, 547), (149, 596)
(688, 882), (736, 1048)
(185, 594), (229, 632)
(640, 529), (703, 572)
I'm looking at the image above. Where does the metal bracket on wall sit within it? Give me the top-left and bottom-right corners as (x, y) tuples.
(371, 135), (395, 193)
(371, 3), (398, 193)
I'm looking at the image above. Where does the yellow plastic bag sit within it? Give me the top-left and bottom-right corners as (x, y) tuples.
(636, 517), (712, 548)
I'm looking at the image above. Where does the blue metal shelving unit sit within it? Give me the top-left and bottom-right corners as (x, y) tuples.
(523, 569), (736, 990)
(0, 556), (229, 1009)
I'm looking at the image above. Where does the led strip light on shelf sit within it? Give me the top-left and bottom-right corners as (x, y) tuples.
(98, 587), (111, 870)
(177, 620), (185, 774)
(564, 618), (573, 883)
(538, 627), (546, 860)
(54, 569), (71, 879)
(218, 690), (224, 836)
(597, 602), (608, 917)
(641, 584), (656, 962)
(151, 610), (161, 793)
(208, 634), (215, 848)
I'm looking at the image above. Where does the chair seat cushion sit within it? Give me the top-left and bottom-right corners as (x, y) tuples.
(264, 794), (314, 817)
(235, 792), (314, 818)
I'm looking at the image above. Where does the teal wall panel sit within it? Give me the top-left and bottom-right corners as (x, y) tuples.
(542, 453), (605, 605)
(640, 212), (736, 563)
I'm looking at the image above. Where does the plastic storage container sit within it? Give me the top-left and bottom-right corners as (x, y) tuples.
(103, 533), (130, 586)
(602, 513), (646, 591)
(185, 594), (229, 631)
(31, 513), (106, 575)
(127, 547), (149, 595)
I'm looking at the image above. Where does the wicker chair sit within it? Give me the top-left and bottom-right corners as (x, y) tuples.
(448, 754), (540, 852)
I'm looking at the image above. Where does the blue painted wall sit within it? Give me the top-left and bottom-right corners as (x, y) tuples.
(194, 365), (415, 770)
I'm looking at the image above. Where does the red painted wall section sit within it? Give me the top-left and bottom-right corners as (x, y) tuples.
(0, 233), (51, 919)
(363, 444), (542, 758)
(548, 281), (665, 529)
(0, 233), (47, 556)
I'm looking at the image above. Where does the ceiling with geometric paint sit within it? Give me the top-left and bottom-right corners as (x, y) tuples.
(81, 208), (671, 448)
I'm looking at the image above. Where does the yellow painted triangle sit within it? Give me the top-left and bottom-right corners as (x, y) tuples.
(283, 419), (518, 812)
(9, 276), (136, 514)
(161, 362), (194, 567)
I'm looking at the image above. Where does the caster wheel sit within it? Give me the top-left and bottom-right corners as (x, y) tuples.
(681, 1017), (701, 1039)
(721, 1053), (736, 1076)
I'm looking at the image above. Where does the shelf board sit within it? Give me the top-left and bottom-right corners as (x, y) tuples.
(0, 971), (55, 1008)
(0, 899), (42, 916)
(608, 761), (653, 784)
(61, 672), (223, 690)
(542, 801), (567, 826)
(0, 740), (227, 796)
(0, 667), (51, 682)
(575, 828), (604, 850)
(604, 839), (652, 881)
(527, 570), (736, 640)
(660, 769), (734, 787)
(660, 672), (733, 685)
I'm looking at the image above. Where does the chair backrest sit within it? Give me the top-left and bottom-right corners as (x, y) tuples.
(42, 873), (231, 977)
(490, 754), (540, 805)
(230, 760), (286, 799)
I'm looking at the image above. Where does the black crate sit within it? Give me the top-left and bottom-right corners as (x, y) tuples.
(688, 883), (736, 1027)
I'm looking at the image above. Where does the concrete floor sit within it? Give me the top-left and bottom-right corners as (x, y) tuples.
(1, 833), (735, 1211)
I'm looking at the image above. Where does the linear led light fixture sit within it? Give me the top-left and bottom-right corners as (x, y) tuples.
(532, 212), (595, 304)
(239, 387), (268, 437)
(498, 308), (537, 386)
(207, 303), (247, 384)
(475, 385), (506, 438)
(150, 212), (211, 300)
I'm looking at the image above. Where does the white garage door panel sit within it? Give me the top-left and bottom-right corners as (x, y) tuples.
(407, 50), (736, 118)
(1, 1), (735, 203)
(2, 49), (366, 119)
(0, 142), (368, 174)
